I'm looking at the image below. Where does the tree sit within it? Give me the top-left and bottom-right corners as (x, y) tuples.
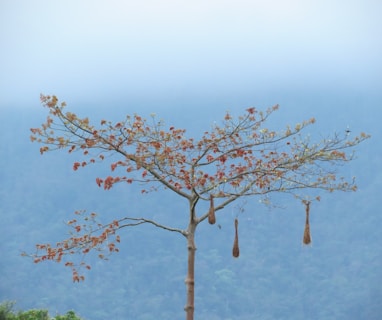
(25, 94), (369, 320)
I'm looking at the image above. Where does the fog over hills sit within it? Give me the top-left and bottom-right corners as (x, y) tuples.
(1, 1), (381, 319)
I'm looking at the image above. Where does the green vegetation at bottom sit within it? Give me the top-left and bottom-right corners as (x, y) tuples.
(0, 301), (83, 320)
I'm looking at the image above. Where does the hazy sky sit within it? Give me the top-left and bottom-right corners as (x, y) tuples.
(1, 0), (381, 111)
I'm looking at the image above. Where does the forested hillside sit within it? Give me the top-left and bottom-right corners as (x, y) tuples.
(0, 102), (381, 320)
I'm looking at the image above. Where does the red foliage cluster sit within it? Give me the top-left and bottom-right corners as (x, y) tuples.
(30, 96), (291, 195)
(25, 211), (122, 282)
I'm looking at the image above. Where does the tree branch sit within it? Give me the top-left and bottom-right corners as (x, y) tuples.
(118, 217), (188, 237)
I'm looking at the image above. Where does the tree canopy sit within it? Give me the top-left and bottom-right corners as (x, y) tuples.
(25, 94), (370, 319)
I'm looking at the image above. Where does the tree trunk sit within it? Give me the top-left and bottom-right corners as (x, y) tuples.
(184, 220), (197, 320)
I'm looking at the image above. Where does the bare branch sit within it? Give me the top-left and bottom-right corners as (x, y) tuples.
(118, 217), (187, 237)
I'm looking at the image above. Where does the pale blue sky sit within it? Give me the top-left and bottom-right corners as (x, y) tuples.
(0, 0), (381, 112)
